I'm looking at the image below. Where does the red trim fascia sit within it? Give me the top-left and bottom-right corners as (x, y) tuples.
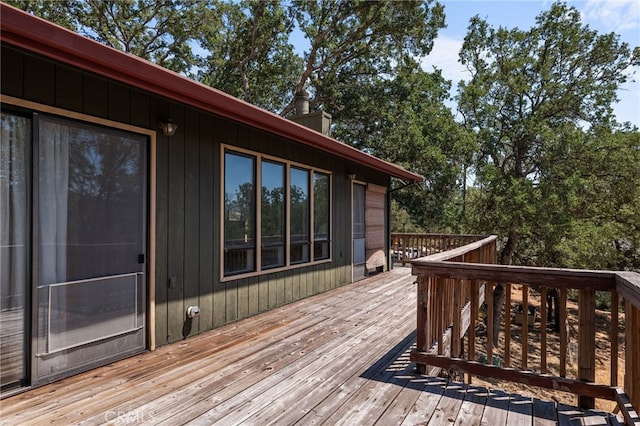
(1, 3), (423, 182)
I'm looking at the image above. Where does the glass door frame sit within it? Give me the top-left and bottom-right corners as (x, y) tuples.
(31, 112), (148, 385)
(1, 96), (157, 393)
(0, 108), (33, 394)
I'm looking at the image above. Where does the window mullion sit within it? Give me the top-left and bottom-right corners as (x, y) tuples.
(285, 163), (291, 266)
(310, 171), (315, 260)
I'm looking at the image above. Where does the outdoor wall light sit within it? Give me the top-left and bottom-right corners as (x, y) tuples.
(347, 173), (357, 181)
(159, 119), (178, 136)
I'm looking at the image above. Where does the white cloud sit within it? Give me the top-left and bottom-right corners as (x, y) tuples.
(580, 0), (640, 32)
(420, 36), (468, 86)
(579, 0), (640, 125)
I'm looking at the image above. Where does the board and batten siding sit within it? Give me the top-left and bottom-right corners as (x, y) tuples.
(2, 44), (392, 348)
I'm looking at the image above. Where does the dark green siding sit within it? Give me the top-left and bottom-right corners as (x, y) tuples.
(198, 112), (215, 332)
(24, 54), (55, 104)
(55, 67), (83, 112)
(2, 46), (23, 98)
(1, 44), (392, 348)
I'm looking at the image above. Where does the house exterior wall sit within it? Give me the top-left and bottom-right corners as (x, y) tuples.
(1, 45), (391, 348)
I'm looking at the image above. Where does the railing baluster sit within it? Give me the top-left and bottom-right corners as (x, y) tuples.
(540, 286), (548, 374)
(505, 282), (511, 368)
(611, 291), (618, 387)
(559, 288), (568, 378)
(426, 277), (436, 349)
(486, 281), (494, 365)
(452, 278), (462, 359)
(522, 284), (529, 370)
(469, 279), (478, 371)
(402, 235), (407, 265)
(430, 277), (437, 351)
(437, 277), (443, 356)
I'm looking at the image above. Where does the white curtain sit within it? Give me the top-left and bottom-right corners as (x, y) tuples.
(1, 113), (29, 386)
(38, 119), (69, 286)
(0, 113), (29, 310)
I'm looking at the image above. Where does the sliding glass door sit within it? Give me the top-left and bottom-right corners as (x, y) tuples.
(1, 111), (149, 390)
(0, 113), (31, 391)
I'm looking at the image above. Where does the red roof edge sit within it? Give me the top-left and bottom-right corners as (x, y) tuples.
(0, 3), (423, 183)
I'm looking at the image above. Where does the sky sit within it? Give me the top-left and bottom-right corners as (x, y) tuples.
(421, 0), (640, 126)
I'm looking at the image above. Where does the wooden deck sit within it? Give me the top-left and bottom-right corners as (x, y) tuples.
(0, 267), (622, 425)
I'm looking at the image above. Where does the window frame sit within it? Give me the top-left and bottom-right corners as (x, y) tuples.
(260, 159), (286, 270)
(220, 144), (332, 281)
(313, 171), (331, 261)
(289, 166), (310, 265)
(223, 151), (257, 276)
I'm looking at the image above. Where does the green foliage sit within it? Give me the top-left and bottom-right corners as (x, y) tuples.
(4, 0), (80, 30)
(6, 0), (205, 75)
(9, 0), (639, 272)
(8, 0), (446, 124)
(286, 0), (445, 116)
(391, 200), (424, 233)
(197, 0), (302, 111)
(457, 1), (640, 267)
(333, 60), (473, 231)
(536, 127), (640, 270)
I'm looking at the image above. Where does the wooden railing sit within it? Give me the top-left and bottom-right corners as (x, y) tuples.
(391, 233), (486, 266)
(410, 236), (640, 425)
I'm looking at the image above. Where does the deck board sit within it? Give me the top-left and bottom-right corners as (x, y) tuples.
(0, 267), (613, 425)
(454, 385), (488, 426)
(534, 398), (559, 426)
(506, 393), (534, 426)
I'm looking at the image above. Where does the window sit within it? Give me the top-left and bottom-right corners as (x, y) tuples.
(222, 147), (331, 278)
(313, 172), (330, 260)
(261, 160), (285, 269)
(224, 152), (256, 275)
(290, 167), (310, 264)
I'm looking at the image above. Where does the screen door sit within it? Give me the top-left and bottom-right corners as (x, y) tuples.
(33, 115), (147, 384)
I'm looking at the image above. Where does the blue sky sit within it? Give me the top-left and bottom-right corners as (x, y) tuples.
(422, 0), (639, 126)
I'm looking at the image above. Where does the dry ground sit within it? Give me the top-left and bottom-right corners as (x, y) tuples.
(465, 285), (625, 412)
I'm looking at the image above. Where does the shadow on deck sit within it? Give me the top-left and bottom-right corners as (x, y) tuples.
(361, 331), (621, 425)
(0, 267), (619, 425)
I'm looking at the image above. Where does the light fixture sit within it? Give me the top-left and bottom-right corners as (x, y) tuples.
(159, 119), (178, 136)
(348, 173), (356, 181)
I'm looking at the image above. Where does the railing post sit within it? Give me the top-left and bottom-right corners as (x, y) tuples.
(416, 274), (429, 374)
(626, 301), (640, 412)
(578, 289), (596, 409)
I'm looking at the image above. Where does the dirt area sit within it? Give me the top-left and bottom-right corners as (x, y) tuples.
(463, 285), (626, 412)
